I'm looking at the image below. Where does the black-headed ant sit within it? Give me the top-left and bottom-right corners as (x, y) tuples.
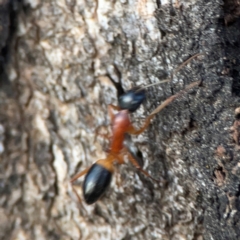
(71, 54), (203, 205)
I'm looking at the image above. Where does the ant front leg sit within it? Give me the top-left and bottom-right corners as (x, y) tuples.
(127, 80), (201, 135)
(150, 80), (201, 116)
(127, 116), (154, 135)
(127, 92), (183, 135)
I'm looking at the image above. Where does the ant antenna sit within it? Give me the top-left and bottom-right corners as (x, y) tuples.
(171, 52), (203, 78)
(137, 79), (170, 90)
(136, 52), (204, 92)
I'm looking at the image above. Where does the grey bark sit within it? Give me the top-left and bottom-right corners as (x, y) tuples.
(0, 0), (240, 239)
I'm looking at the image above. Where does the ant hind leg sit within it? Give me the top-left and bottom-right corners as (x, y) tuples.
(71, 167), (90, 183)
(70, 167), (91, 205)
(127, 152), (160, 183)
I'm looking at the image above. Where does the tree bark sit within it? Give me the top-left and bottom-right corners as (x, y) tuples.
(0, 0), (240, 239)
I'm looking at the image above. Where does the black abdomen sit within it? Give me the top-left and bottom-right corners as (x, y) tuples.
(83, 163), (112, 204)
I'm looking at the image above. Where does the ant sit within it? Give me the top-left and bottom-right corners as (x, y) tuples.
(71, 54), (203, 205)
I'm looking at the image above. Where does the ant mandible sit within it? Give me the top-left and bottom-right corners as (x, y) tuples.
(71, 54), (202, 205)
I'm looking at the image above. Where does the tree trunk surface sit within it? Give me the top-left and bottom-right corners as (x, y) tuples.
(0, 0), (240, 239)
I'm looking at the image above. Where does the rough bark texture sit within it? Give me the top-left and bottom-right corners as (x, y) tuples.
(0, 0), (240, 239)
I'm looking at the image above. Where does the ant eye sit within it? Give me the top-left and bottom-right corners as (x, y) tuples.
(118, 87), (146, 112)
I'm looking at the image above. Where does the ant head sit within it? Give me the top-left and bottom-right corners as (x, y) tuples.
(118, 87), (146, 112)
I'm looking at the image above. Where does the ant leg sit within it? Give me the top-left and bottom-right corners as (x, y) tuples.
(127, 80), (201, 135)
(127, 115), (154, 135)
(112, 150), (164, 184)
(127, 94), (178, 135)
(150, 80), (201, 115)
(124, 133), (144, 168)
(127, 152), (160, 183)
(70, 167), (90, 204)
(72, 185), (83, 204)
(71, 167), (90, 183)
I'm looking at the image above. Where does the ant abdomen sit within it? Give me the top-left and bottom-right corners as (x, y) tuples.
(118, 88), (146, 112)
(83, 163), (112, 204)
